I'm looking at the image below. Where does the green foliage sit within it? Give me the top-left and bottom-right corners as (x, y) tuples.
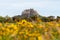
(0, 16), (6, 23)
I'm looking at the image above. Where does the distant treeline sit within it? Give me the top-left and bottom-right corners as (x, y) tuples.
(0, 15), (60, 23)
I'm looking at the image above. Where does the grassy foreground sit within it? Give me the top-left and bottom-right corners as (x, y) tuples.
(0, 19), (60, 40)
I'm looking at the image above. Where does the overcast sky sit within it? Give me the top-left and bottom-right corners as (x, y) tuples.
(0, 0), (60, 17)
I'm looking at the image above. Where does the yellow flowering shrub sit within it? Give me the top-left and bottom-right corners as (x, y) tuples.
(0, 19), (60, 40)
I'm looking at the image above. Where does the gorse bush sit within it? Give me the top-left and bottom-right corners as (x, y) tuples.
(0, 19), (60, 40)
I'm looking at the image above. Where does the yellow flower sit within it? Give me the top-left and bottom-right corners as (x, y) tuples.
(19, 32), (24, 34)
(21, 19), (27, 26)
(38, 24), (44, 28)
(56, 23), (59, 27)
(0, 23), (2, 27)
(13, 25), (18, 30)
(21, 19), (27, 24)
(1, 27), (5, 30)
(38, 35), (43, 40)
(44, 28), (48, 32)
(27, 22), (33, 27)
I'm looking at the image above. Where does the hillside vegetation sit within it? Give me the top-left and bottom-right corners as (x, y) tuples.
(0, 9), (60, 40)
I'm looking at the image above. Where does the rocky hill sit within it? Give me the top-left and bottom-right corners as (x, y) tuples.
(21, 9), (39, 18)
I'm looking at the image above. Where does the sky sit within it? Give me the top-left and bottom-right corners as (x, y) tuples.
(0, 0), (60, 17)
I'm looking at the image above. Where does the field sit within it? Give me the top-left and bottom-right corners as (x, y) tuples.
(0, 19), (60, 40)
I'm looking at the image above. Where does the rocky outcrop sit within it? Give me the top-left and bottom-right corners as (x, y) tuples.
(21, 9), (39, 18)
